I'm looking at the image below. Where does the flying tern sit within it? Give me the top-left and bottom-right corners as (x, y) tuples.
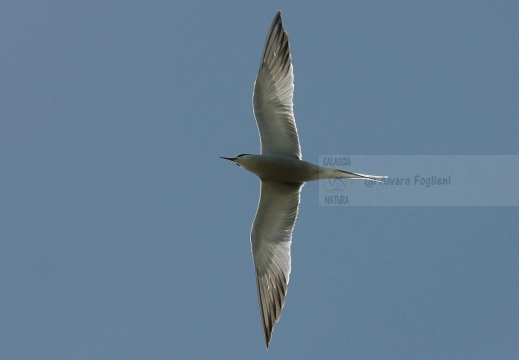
(221, 11), (386, 349)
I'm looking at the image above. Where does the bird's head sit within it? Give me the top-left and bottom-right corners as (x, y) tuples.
(219, 154), (251, 167)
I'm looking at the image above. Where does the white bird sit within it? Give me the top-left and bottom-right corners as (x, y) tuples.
(221, 11), (386, 349)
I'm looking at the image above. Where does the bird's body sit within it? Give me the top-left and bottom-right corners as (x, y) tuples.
(234, 154), (381, 184)
(221, 11), (386, 349)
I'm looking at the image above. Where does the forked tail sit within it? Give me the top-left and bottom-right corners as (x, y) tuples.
(322, 168), (387, 183)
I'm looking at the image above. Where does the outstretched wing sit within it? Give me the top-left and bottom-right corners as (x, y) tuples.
(253, 11), (301, 159)
(251, 180), (302, 348)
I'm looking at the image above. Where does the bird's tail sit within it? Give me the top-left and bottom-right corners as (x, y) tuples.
(321, 168), (387, 183)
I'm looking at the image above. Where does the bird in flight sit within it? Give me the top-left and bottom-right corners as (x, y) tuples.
(221, 11), (386, 349)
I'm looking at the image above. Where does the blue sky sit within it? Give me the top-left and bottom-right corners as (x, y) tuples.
(1, 1), (518, 359)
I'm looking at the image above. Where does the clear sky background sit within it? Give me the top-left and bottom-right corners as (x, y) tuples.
(2, 1), (518, 359)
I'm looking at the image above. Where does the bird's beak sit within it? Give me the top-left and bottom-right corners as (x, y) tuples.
(220, 157), (237, 162)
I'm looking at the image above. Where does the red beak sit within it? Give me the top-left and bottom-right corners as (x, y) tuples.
(220, 157), (237, 162)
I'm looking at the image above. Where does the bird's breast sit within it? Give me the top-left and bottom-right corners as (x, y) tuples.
(240, 155), (322, 183)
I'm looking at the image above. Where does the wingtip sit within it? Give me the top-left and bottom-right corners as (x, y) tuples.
(264, 328), (272, 350)
(272, 11), (283, 27)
